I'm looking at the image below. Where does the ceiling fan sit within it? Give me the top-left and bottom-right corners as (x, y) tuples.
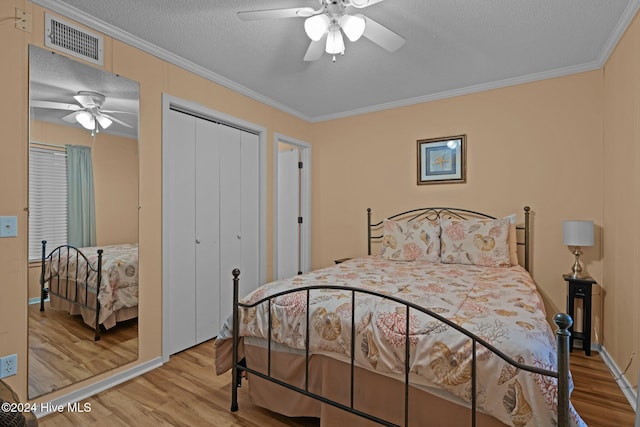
(237, 0), (405, 62)
(31, 91), (134, 136)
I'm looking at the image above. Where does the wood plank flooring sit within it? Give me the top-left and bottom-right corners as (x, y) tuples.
(28, 302), (138, 398)
(570, 351), (636, 426)
(37, 340), (636, 426)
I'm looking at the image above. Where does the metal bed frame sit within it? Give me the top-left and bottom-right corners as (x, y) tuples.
(40, 240), (104, 341)
(230, 206), (573, 426)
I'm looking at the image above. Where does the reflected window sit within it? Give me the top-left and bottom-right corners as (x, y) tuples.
(28, 146), (68, 260)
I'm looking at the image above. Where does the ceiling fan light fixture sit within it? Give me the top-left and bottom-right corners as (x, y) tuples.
(96, 115), (112, 129)
(304, 14), (330, 41)
(350, 0), (370, 7)
(326, 29), (345, 55)
(340, 14), (365, 41)
(76, 111), (95, 130)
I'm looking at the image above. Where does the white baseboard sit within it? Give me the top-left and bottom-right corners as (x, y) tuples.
(33, 357), (163, 418)
(596, 344), (638, 413)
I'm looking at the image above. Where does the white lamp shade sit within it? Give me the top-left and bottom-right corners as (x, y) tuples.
(339, 14), (366, 42)
(563, 220), (594, 247)
(304, 14), (330, 41)
(95, 115), (112, 129)
(75, 111), (95, 130)
(325, 29), (345, 54)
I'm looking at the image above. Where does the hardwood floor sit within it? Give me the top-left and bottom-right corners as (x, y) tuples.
(28, 302), (138, 398)
(38, 342), (636, 426)
(570, 351), (636, 426)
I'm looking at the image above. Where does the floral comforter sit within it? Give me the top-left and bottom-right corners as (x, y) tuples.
(218, 256), (585, 427)
(45, 243), (139, 325)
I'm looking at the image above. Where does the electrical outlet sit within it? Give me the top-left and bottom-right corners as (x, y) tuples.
(0, 354), (17, 378)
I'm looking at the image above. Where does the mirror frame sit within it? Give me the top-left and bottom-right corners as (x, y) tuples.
(27, 44), (140, 399)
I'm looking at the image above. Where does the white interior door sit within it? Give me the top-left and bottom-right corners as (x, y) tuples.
(218, 124), (242, 325)
(277, 148), (300, 279)
(164, 109), (197, 356)
(219, 127), (260, 311)
(274, 135), (310, 279)
(238, 131), (260, 297)
(194, 119), (221, 344)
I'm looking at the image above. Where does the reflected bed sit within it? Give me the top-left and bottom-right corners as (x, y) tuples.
(40, 241), (139, 340)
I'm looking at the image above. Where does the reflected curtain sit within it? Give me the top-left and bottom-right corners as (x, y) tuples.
(66, 145), (96, 247)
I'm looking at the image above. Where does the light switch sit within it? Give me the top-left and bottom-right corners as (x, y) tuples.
(0, 216), (17, 237)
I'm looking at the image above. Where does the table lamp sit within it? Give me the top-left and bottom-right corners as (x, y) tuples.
(562, 220), (594, 279)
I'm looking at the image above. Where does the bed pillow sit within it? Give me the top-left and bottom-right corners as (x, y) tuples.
(505, 214), (519, 266)
(381, 217), (441, 262)
(440, 217), (511, 267)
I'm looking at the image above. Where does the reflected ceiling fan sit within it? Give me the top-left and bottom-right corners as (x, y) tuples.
(31, 91), (133, 136)
(237, 0), (405, 62)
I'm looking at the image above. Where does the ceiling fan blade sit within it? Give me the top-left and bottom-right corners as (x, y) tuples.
(100, 109), (137, 115)
(237, 7), (316, 21)
(362, 15), (405, 52)
(350, 0), (385, 8)
(61, 111), (81, 123)
(31, 100), (81, 111)
(304, 38), (326, 62)
(100, 113), (133, 128)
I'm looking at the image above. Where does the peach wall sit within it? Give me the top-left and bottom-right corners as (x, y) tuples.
(0, 1), (312, 400)
(311, 71), (604, 326)
(603, 11), (640, 391)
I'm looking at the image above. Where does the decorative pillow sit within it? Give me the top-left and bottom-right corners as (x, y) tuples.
(381, 217), (441, 262)
(505, 214), (519, 266)
(440, 217), (511, 267)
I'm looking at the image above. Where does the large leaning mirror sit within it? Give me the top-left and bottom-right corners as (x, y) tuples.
(27, 45), (140, 399)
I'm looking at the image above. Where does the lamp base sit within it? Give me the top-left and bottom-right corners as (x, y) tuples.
(568, 247), (586, 279)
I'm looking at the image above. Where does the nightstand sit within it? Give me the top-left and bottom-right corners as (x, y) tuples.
(563, 275), (597, 356)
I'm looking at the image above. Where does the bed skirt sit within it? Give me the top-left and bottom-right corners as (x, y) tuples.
(217, 340), (508, 427)
(50, 293), (138, 330)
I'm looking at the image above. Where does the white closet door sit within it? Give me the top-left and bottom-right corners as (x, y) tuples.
(218, 125), (243, 317)
(164, 109), (197, 355)
(277, 149), (300, 279)
(239, 131), (260, 297)
(164, 107), (261, 356)
(194, 119), (221, 344)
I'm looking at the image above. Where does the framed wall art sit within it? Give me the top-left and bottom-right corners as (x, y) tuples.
(417, 134), (466, 185)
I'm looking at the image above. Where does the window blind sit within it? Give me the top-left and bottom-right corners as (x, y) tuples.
(28, 146), (68, 261)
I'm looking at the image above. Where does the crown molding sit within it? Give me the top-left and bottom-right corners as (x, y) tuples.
(311, 61), (602, 122)
(595, 0), (640, 67)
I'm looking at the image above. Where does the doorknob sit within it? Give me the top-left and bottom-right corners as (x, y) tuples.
(195, 239), (201, 244)
(237, 235), (241, 240)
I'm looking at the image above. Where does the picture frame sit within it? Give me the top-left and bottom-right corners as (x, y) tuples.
(417, 134), (466, 185)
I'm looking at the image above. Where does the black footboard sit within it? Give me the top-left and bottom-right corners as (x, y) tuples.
(229, 269), (573, 427)
(40, 240), (103, 341)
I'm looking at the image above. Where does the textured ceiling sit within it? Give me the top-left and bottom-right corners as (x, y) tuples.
(32, 0), (638, 122)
